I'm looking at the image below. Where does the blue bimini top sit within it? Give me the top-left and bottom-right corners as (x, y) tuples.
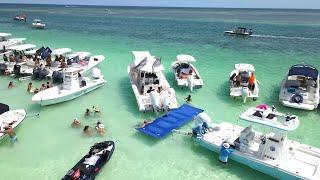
(136, 104), (203, 138)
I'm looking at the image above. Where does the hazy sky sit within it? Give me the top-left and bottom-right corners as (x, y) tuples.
(0, 0), (320, 9)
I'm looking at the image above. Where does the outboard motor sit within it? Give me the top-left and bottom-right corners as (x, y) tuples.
(13, 64), (21, 77)
(32, 67), (40, 80)
(150, 91), (161, 113)
(291, 94), (303, 104)
(242, 86), (250, 103)
(92, 68), (102, 79)
(160, 91), (170, 111)
(52, 71), (64, 84)
(187, 75), (195, 92)
(38, 68), (49, 80)
(0, 63), (7, 75)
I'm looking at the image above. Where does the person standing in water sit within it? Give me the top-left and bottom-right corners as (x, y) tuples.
(0, 125), (18, 144)
(8, 81), (14, 88)
(185, 94), (192, 103)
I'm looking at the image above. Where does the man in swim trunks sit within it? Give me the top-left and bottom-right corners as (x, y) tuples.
(0, 125), (18, 144)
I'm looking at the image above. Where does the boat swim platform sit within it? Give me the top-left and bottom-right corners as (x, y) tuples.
(136, 104), (203, 138)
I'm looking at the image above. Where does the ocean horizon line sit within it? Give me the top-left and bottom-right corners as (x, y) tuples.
(1, 2), (320, 11)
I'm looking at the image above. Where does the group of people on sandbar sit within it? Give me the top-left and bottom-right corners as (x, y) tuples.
(27, 81), (52, 93)
(71, 106), (105, 136)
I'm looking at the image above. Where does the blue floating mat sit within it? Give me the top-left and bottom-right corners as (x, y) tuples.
(136, 104), (203, 138)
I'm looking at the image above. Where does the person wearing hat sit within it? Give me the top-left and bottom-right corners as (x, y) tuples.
(71, 118), (81, 127)
(96, 121), (105, 135)
(219, 142), (234, 164)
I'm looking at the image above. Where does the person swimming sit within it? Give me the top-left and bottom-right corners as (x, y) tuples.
(185, 94), (192, 103)
(27, 82), (33, 92)
(71, 118), (81, 127)
(83, 125), (92, 136)
(92, 106), (101, 114)
(8, 81), (14, 88)
(85, 109), (91, 116)
(40, 83), (46, 91)
(96, 121), (105, 135)
(139, 120), (152, 128)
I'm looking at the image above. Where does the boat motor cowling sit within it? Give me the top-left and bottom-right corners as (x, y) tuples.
(52, 71), (64, 84)
(92, 68), (102, 79)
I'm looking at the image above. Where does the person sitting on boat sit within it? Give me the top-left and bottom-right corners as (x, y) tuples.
(96, 121), (105, 135)
(92, 106), (101, 114)
(248, 72), (256, 91)
(185, 94), (192, 103)
(83, 125), (93, 136)
(45, 56), (52, 67)
(219, 143), (234, 164)
(8, 81), (14, 88)
(71, 118), (81, 127)
(85, 109), (91, 116)
(235, 73), (241, 87)
(60, 60), (67, 68)
(0, 125), (18, 144)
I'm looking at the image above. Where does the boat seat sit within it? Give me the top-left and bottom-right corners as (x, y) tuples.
(253, 111), (263, 118)
(285, 80), (300, 88)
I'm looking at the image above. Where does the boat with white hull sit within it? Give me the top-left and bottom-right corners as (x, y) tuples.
(32, 68), (106, 106)
(171, 54), (203, 92)
(192, 110), (320, 179)
(0, 33), (26, 51)
(279, 64), (319, 110)
(229, 63), (259, 102)
(32, 19), (46, 29)
(128, 51), (178, 112)
(225, 27), (253, 36)
(0, 103), (26, 142)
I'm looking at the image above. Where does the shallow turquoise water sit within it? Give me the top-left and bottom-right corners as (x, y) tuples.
(0, 4), (320, 180)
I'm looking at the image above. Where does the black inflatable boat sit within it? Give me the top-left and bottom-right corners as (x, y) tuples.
(62, 141), (115, 180)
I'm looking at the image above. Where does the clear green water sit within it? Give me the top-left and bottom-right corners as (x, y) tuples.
(0, 4), (320, 180)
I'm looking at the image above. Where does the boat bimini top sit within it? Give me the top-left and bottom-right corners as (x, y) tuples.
(288, 64), (318, 81)
(52, 48), (72, 56)
(235, 63), (255, 72)
(176, 54), (196, 63)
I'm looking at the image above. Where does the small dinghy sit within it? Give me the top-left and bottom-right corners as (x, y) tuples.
(62, 141), (115, 180)
(0, 103), (26, 142)
(240, 104), (299, 131)
(171, 54), (203, 92)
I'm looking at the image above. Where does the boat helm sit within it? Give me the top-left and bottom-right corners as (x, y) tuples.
(291, 94), (303, 104)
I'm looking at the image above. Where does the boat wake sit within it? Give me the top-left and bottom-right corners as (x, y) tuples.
(251, 34), (320, 40)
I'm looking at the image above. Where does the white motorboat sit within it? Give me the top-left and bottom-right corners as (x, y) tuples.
(128, 51), (178, 112)
(229, 63), (259, 102)
(171, 54), (203, 92)
(240, 104), (299, 131)
(225, 27), (253, 36)
(0, 33), (26, 51)
(192, 110), (320, 180)
(32, 19), (46, 29)
(32, 67), (106, 106)
(13, 14), (27, 21)
(0, 103), (26, 142)
(279, 64), (319, 110)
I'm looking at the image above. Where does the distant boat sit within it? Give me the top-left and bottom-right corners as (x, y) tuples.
(32, 19), (46, 29)
(225, 27), (253, 36)
(13, 14), (27, 22)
